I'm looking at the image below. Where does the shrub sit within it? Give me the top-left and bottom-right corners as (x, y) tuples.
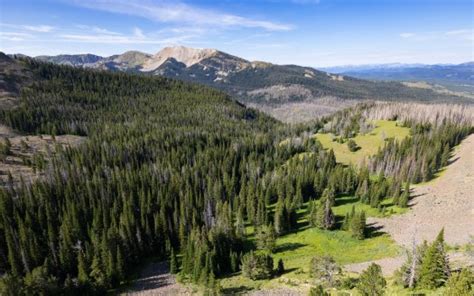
(339, 276), (358, 290)
(309, 255), (341, 287)
(308, 285), (329, 296)
(241, 251), (273, 280)
(347, 139), (359, 152)
(444, 268), (473, 296)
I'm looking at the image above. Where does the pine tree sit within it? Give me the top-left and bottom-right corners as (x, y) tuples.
(310, 198), (336, 231)
(440, 143), (450, 167)
(274, 199), (288, 235)
(398, 182), (410, 208)
(256, 225), (276, 253)
(349, 211), (366, 240)
(170, 248), (178, 274)
(320, 188), (335, 207)
(277, 259), (285, 275)
(230, 251), (239, 273)
(77, 251), (90, 285)
(418, 229), (450, 289)
(356, 263), (386, 296)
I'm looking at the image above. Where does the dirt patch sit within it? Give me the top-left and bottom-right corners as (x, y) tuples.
(345, 134), (474, 276)
(122, 261), (193, 296)
(0, 134), (85, 187)
(246, 288), (304, 296)
(369, 134), (474, 247)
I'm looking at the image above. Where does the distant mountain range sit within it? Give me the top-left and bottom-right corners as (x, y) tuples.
(9, 47), (473, 122)
(321, 62), (474, 93)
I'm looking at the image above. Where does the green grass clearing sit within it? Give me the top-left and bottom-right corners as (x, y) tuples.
(333, 195), (408, 218)
(314, 120), (410, 165)
(221, 195), (405, 292)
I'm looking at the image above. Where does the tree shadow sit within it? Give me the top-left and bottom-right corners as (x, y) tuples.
(221, 285), (254, 295)
(297, 219), (310, 229)
(274, 242), (306, 253)
(335, 196), (359, 207)
(334, 215), (347, 229)
(365, 222), (386, 238)
(410, 192), (426, 199)
(123, 261), (176, 294)
(447, 156), (460, 166)
(279, 267), (298, 275)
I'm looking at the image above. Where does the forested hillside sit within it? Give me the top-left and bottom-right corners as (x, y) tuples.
(35, 47), (474, 123)
(0, 57), (472, 295)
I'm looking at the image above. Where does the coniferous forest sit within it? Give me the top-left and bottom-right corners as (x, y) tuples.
(0, 58), (472, 295)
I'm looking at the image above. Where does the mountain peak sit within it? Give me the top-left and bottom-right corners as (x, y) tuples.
(142, 46), (218, 71)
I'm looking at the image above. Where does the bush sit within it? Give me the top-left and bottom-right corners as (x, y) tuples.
(339, 276), (358, 290)
(23, 266), (59, 295)
(0, 274), (24, 296)
(309, 255), (341, 287)
(444, 268), (473, 296)
(308, 285), (329, 296)
(347, 139), (359, 152)
(241, 251), (273, 280)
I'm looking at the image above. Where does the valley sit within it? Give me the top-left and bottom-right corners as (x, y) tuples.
(2, 21), (474, 296)
(1, 0), (474, 295)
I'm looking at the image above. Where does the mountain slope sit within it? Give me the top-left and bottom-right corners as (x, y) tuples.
(322, 62), (474, 93)
(35, 47), (473, 122)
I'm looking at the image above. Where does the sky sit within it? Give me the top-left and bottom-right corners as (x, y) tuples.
(0, 0), (472, 67)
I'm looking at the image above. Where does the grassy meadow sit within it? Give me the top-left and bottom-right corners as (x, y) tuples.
(220, 195), (406, 293)
(314, 120), (410, 165)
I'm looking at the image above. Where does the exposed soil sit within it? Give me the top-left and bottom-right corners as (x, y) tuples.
(345, 134), (474, 276)
(122, 261), (193, 296)
(369, 134), (474, 247)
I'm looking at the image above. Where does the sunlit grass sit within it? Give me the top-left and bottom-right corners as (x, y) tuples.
(314, 120), (410, 165)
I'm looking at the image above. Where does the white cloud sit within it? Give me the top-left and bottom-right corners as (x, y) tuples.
(445, 29), (470, 35)
(76, 25), (121, 35)
(68, 0), (293, 31)
(0, 32), (34, 42)
(23, 25), (55, 32)
(400, 29), (473, 41)
(133, 27), (145, 39)
(400, 32), (415, 38)
(59, 31), (193, 45)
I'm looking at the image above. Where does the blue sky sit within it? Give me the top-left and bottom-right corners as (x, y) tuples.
(0, 0), (472, 67)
